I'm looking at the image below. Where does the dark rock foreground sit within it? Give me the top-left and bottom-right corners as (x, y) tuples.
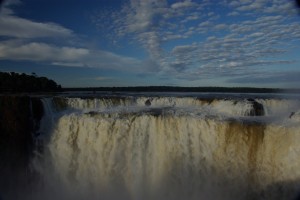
(0, 96), (43, 198)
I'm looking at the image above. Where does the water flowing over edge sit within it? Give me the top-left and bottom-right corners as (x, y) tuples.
(7, 95), (300, 200)
(49, 95), (300, 124)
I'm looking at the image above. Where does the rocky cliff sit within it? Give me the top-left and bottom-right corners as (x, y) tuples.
(0, 96), (43, 198)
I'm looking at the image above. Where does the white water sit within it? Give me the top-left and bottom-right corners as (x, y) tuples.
(29, 96), (300, 200)
(62, 96), (300, 120)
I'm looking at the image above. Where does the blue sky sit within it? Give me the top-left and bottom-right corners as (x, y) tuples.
(0, 0), (300, 88)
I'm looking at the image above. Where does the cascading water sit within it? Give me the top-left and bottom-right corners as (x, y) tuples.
(27, 94), (300, 200)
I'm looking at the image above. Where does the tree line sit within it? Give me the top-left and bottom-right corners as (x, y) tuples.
(0, 71), (62, 93)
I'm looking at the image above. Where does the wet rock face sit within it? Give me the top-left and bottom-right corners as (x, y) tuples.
(247, 98), (265, 116)
(145, 99), (151, 106)
(0, 96), (43, 196)
(289, 111), (300, 121)
(31, 97), (44, 121)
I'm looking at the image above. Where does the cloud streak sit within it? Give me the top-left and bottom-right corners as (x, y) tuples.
(0, 0), (144, 74)
(0, 0), (73, 38)
(97, 0), (300, 84)
(0, 41), (89, 61)
(0, 39), (142, 72)
(0, 16), (73, 38)
(1, 0), (300, 86)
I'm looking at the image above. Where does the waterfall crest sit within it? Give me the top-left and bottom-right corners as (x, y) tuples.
(30, 96), (300, 200)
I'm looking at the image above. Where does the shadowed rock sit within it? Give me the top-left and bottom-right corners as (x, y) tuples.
(290, 112), (295, 119)
(145, 99), (151, 106)
(0, 96), (44, 198)
(247, 98), (265, 116)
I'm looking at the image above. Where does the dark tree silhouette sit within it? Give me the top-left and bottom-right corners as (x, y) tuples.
(0, 71), (62, 93)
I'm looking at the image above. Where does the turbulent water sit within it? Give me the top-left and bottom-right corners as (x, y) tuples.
(25, 93), (300, 200)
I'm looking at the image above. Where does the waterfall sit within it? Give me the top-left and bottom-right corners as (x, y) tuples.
(28, 96), (300, 200)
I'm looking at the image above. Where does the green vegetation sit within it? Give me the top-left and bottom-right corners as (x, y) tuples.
(0, 71), (62, 93)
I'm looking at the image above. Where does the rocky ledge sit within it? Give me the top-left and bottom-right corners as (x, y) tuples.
(0, 95), (44, 197)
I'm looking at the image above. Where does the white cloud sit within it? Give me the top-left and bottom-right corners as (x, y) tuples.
(2, 0), (297, 84)
(236, 2), (264, 11)
(98, 0), (209, 72)
(1, 0), (21, 15)
(225, 0), (297, 15)
(182, 13), (199, 23)
(228, 11), (240, 16)
(0, 0), (73, 38)
(0, 16), (73, 38)
(0, 0), (149, 76)
(229, 1), (240, 7)
(171, 0), (197, 9)
(171, 44), (197, 55)
(0, 41), (89, 61)
(198, 20), (212, 27)
(0, 40), (143, 72)
(214, 24), (228, 30)
(124, 0), (168, 33)
(247, 32), (264, 38)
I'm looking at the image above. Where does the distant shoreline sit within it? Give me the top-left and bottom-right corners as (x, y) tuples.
(2, 86), (300, 95)
(62, 86), (300, 94)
